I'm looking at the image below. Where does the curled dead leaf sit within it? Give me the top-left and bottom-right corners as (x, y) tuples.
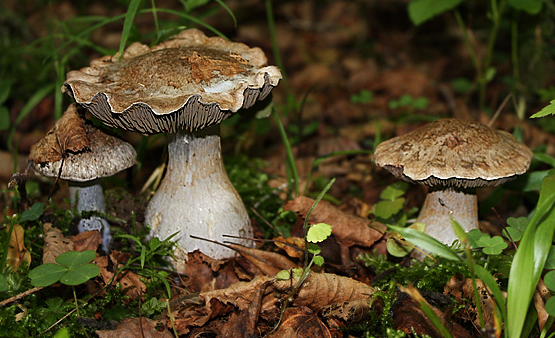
(29, 104), (90, 164)
(94, 254), (147, 302)
(6, 224), (31, 270)
(229, 244), (298, 276)
(269, 306), (332, 338)
(42, 223), (74, 264)
(273, 236), (305, 260)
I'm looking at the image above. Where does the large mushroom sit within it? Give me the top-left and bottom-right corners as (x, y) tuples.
(374, 118), (533, 245)
(30, 104), (137, 251)
(62, 29), (282, 261)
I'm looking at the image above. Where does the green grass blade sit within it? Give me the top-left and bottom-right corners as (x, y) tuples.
(388, 225), (462, 261)
(272, 110), (299, 197)
(214, 0), (237, 27)
(507, 170), (555, 338)
(118, 0), (142, 62)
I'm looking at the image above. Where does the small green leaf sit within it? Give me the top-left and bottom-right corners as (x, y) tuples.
(380, 182), (409, 201)
(477, 236), (508, 255)
(53, 327), (70, 338)
(291, 268), (303, 279)
(28, 263), (68, 287)
(413, 97), (429, 110)
(307, 243), (321, 255)
(374, 198), (405, 219)
(544, 270), (555, 292)
(20, 202), (45, 222)
(313, 255), (325, 266)
(275, 270), (292, 280)
(450, 217), (468, 244)
(531, 100), (555, 118)
(387, 237), (412, 257)
(307, 223), (332, 243)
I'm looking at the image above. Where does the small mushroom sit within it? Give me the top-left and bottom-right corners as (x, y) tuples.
(374, 118), (533, 246)
(30, 104), (137, 251)
(62, 29), (281, 261)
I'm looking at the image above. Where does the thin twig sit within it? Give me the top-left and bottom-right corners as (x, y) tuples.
(0, 286), (43, 307)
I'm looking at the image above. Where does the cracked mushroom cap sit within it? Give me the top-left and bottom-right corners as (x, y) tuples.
(30, 104), (137, 182)
(63, 28), (282, 134)
(374, 118), (533, 189)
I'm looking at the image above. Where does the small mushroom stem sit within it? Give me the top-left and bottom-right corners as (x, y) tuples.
(416, 187), (479, 245)
(68, 179), (111, 251)
(145, 124), (252, 262)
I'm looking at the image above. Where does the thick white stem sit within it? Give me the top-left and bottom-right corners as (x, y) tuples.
(416, 188), (478, 245)
(145, 125), (252, 262)
(69, 179), (111, 251)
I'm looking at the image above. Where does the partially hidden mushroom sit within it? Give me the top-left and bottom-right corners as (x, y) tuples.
(30, 104), (137, 251)
(374, 118), (533, 246)
(62, 29), (282, 262)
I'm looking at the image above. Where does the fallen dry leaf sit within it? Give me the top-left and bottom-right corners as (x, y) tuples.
(284, 196), (385, 247)
(96, 317), (172, 338)
(42, 223), (74, 264)
(181, 251), (241, 293)
(201, 272), (374, 315)
(216, 279), (271, 338)
(269, 306), (332, 338)
(534, 279), (551, 332)
(6, 224), (31, 270)
(29, 103), (90, 164)
(67, 230), (103, 252)
(94, 254), (147, 301)
(273, 236), (305, 260)
(229, 244), (298, 276)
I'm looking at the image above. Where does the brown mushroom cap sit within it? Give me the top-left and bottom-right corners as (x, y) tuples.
(30, 105), (136, 182)
(63, 29), (282, 134)
(374, 118), (534, 188)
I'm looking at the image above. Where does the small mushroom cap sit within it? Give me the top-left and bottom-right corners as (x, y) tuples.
(30, 105), (137, 182)
(63, 28), (282, 134)
(374, 118), (534, 188)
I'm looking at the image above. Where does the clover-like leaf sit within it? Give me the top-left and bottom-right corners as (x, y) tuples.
(20, 202), (45, 222)
(467, 229), (486, 249)
(545, 297), (555, 317)
(502, 226), (523, 242)
(28, 263), (68, 287)
(60, 264), (100, 286)
(476, 235), (508, 255)
(29, 250), (99, 287)
(55, 250), (96, 268)
(307, 223), (332, 243)
(506, 217), (529, 231)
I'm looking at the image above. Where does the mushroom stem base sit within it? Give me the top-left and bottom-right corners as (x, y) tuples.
(416, 188), (478, 246)
(145, 125), (252, 264)
(69, 179), (111, 251)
